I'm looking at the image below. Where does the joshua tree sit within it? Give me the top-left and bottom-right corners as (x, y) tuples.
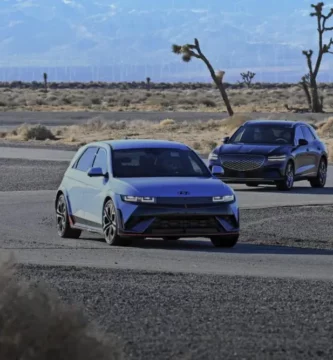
(43, 72), (48, 92)
(302, 2), (333, 112)
(146, 77), (151, 91)
(298, 73), (312, 109)
(172, 38), (234, 116)
(240, 71), (256, 87)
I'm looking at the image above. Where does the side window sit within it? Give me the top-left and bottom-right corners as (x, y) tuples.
(301, 126), (315, 143)
(93, 148), (108, 173)
(308, 125), (319, 140)
(232, 127), (245, 142)
(75, 147), (97, 172)
(188, 153), (203, 174)
(294, 127), (304, 144)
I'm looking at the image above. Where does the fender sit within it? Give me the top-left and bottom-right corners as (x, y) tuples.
(55, 187), (75, 226)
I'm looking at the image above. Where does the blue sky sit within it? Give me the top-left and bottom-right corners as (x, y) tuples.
(0, 0), (332, 82)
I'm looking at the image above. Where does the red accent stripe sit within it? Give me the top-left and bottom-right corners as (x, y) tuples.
(118, 232), (239, 238)
(69, 215), (74, 226)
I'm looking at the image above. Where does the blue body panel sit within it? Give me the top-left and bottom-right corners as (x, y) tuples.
(56, 140), (239, 237)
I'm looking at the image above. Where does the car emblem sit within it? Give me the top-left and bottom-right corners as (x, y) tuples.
(178, 191), (190, 195)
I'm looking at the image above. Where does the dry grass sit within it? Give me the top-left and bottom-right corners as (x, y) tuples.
(2, 113), (333, 159)
(1, 86), (333, 112)
(0, 258), (123, 360)
(4, 115), (244, 153)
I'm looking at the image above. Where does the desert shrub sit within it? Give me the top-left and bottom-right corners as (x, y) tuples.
(118, 98), (130, 107)
(36, 98), (46, 106)
(200, 98), (217, 107)
(91, 97), (102, 105)
(178, 97), (196, 106)
(221, 114), (254, 132)
(62, 96), (72, 105)
(192, 141), (201, 150)
(204, 140), (218, 150)
(84, 117), (109, 132)
(14, 124), (55, 141)
(160, 100), (171, 107)
(159, 118), (175, 127)
(317, 117), (333, 137)
(82, 98), (92, 107)
(0, 259), (123, 360)
(108, 120), (127, 130)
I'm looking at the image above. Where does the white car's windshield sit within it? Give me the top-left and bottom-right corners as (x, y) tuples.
(112, 148), (211, 178)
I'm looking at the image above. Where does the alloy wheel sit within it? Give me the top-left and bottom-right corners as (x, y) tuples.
(319, 160), (327, 186)
(285, 163), (294, 189)
(103, 200), (117, 244)
(56, 195), (67, 236)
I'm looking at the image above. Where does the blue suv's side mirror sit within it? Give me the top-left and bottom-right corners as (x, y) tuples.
(222, 136), (230, 144)
(212, 165), (224, 176)
(87, 167), (108, 178)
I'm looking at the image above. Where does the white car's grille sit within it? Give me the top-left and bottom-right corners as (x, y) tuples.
(220, 155), (265, 172)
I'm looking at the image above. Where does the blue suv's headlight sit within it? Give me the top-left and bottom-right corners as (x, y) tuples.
(208, 152), (219, 161)
(121, 195), (156, 203)
(267, 155), (286, 161)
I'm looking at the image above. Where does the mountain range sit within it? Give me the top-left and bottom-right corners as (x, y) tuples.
(0, 0), (333, 82)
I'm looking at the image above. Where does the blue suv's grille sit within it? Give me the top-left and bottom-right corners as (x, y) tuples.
(220, 154), (265, 171)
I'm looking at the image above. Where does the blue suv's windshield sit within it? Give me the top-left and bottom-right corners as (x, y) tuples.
(229, 124), (295, 145)
(112, 148), (211, 178)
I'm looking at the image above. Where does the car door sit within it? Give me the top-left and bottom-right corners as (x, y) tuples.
(293, 126), (308, 177)
(83, 146), (110, 228)
(300, 125), (318, 176)
(66, 146), (98, 224)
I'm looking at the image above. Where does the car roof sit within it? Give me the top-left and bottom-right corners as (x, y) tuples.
(87, 139), (190, 150)
(243, 120), (309, 127)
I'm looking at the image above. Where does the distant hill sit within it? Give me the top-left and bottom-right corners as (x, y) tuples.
(1, 0), (333, 82)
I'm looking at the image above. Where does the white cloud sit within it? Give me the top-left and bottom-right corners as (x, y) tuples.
(8, 20), (23, 27)
(62, 0), (82, 9)
(191, 9), (208, 14)
(72, 24), (94, 39)
(14, 0), (37, 9)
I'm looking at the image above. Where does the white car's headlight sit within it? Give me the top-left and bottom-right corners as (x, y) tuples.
(212, 195), (235, 203)
(267, 155), (286, 161)
(122, 196), (156, 203)
(208, 152), (219, 161)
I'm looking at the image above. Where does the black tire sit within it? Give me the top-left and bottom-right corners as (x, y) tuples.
(56, 194), (81, 239)
(309, 158), (327, 188)
(210, 234), (239, 248)
(163, 237), (180, 241)
(102, 199), (131, 246)
(245, 183), (259, 187)
(275, 161), (294, 191)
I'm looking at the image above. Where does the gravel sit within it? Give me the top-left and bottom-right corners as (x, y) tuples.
(15, 264), (333, 360)
(0, 158), (67, 191)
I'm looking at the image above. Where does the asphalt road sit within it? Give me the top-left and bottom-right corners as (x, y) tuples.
(1, 146), (333, 359)
(0, 110), (330, 127)
(0, 111), (226, 127)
